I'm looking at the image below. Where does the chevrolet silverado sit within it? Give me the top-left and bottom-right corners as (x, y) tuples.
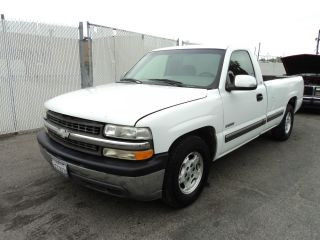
(37, 46), (304, 207)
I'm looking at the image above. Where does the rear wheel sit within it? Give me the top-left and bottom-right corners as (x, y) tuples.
(271, 104), (294, 141)
(162, 136), (210, 208)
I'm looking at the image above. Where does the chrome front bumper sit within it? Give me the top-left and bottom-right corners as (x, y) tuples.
(302, 96), (320, 108)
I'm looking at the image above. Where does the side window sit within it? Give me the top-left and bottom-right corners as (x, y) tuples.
(229, 51), (255, 77)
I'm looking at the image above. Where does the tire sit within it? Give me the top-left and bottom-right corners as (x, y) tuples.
(271, 104), (294, 141)
(162, 135), (210, 208)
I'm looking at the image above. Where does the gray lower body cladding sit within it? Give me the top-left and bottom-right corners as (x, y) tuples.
(37, 130), (167, 201)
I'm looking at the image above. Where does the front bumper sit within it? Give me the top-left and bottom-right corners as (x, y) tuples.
(302, 96), (320, 109)
(37, 130), (168, 201)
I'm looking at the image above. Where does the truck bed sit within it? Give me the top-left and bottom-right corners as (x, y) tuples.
(263, 75), (292, 81)
(264, 76), (304, 113)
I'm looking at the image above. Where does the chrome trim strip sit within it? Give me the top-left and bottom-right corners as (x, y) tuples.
(44, 120), (151, 150)
(44, 120), (60, 133)
(303, 96), (320, 100)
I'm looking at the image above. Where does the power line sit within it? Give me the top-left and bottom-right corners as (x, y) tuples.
(316, 29), (320, 55)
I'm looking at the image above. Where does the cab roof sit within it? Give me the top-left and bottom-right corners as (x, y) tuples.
(152, 45), (228, 52)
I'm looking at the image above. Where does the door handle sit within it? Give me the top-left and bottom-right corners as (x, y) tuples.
(256, 93), (263, 102)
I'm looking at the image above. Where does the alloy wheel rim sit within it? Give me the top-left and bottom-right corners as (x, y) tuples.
(285, 112), (292, 134)
(178, 151), (204, 195)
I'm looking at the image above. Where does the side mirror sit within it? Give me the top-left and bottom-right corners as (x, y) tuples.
(234, 75), (257, 90)
(226, 75), (257, 91)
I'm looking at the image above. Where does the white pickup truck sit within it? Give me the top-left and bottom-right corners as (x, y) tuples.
(37, 46), (303, 207)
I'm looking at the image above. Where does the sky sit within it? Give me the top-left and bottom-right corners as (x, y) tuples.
(2, 0), (320, 57)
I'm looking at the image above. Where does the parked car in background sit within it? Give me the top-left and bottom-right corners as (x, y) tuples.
(37, 46), (303, 207)
(281, 54), (320, 109)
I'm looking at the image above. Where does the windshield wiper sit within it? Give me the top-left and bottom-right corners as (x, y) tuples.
(119, 78), (142, 84)
(147, 78), (184, 87)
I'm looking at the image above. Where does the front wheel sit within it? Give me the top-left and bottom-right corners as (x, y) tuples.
(271, 104), (294, 141)
(162, 136), (210, 208)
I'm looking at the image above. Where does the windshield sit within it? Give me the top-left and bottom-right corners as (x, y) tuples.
(122, 49), (225, 88)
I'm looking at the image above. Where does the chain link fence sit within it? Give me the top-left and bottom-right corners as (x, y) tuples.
(88, 23), (178, 86)
(0, 17), (193, 135)
(0, 17), (81, 135)
(181, 40), (199, 46)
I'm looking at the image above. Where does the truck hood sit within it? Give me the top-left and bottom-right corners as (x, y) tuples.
(281, 54), (320, 75)
(45, 83), (207, 126)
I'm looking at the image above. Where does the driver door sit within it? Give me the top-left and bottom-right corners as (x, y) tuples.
(220, 50), (267, 153)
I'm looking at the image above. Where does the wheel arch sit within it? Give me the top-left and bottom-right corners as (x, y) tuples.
(288, 96), (297, 111)
(168, 126), (217, 161)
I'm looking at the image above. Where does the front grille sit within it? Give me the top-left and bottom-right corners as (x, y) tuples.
(304, 86), (314, 96)
(47, 111), (102, 135)
(303, 76), (320, 86)
(46, 111), (104, 155)
(47, 111), (103, 135)
(48, 129), (100, 155)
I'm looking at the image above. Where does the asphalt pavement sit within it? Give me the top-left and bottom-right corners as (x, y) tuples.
(1, 111), (320, 240)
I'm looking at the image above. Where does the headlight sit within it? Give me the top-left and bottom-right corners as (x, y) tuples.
(104, 124), (152, 140)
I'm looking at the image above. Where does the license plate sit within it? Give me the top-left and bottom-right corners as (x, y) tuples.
(51, 157), (68, 177)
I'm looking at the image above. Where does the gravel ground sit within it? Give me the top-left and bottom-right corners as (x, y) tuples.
(1, 111), (320, 240)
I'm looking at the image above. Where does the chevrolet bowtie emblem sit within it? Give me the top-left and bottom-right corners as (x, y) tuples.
(57, 128), (70, 139)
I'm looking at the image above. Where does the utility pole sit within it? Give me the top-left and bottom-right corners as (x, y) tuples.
(257, 42), (261, 61)
(316, 29), (320, 55)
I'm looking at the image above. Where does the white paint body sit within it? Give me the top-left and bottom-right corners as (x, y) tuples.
(44, 46), (304, 160)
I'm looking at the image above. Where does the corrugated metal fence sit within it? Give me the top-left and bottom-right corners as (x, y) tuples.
(0, 17), (81, 135)
(0, 17), (180, 135)
(87, 23), (178, 86)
